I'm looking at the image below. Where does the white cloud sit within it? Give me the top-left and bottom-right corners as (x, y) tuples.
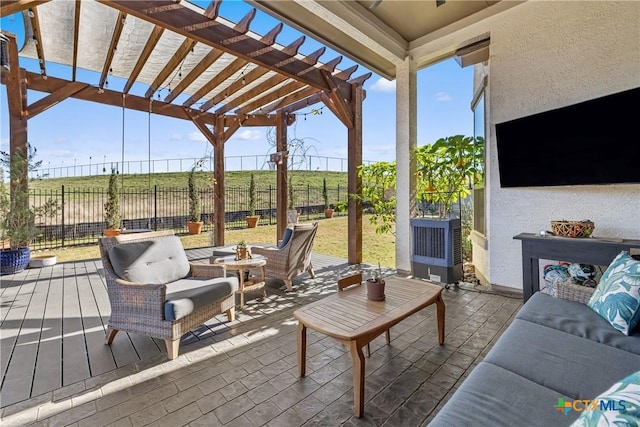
(436, 91), (452, 102)
(370, 78), (396, 93)
(188, 132), (207, 142)
(170, 133), (182, 141)
(236, 130), (262, 141)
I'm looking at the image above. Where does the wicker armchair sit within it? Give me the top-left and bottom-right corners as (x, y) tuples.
(251, 222), (318, 291)
(99, 230), (238, 359)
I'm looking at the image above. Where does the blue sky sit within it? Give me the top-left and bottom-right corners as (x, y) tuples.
(0, 1), (473, 172)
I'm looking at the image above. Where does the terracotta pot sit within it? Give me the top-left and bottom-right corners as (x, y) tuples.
(246, 215), (260, 228)
(103, 228), (121, 237)
(324, 208), (334, 218)
(187, 221), (203, 235)
(366, 279), (386, 301)
(237, 247), (248, 260)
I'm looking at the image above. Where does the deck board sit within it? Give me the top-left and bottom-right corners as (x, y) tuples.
(61, 263), (91, 386)
(78, 261), (117, 377)
(0, 249), (387, 407)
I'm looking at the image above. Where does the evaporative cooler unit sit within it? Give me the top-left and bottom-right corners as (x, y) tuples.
(410, 217), (463, 285)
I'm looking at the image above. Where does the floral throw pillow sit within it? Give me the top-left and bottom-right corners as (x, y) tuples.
(587, 251), (640, 335)
(570, 370), (640, 427)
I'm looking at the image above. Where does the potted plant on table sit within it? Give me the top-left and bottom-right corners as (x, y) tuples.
(246, 173), (260, 228)
(322, 177), (333, 218)
(235, 240), (249, 260)
(103, 169), (121, 237)
(0, 153), (38, 275)
(366, 263), (386, 301)
(187, 167), (203, 235)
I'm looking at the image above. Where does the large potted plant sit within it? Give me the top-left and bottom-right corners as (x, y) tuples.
(1, 153), (38, 275)
(103, 170), (121, 236)
(322, 177), (333, 218)
(187, 167), (203, 235)
(246, 173), (260, 228)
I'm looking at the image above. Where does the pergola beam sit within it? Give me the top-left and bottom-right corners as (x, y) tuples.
(123, 25), (164, 93)
(321, 69), (353, 128)
(72, 1), (81, 81)
(27, 81), (88, 118)
(28, 6), (46, 76)
(236, 80), (305, 114)
(216, 74), (287, 114)
(22, 71), (283, 127)
(99, 0), (353, 102)
(262, 86), (319, 114)
(164, 47), (224, 104)
(99, 11), (127, 89)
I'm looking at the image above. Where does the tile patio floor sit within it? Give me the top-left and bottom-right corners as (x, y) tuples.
(1, 248), (523, 426)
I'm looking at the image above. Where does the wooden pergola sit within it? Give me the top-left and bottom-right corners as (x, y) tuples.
(0, 0), (370, 263)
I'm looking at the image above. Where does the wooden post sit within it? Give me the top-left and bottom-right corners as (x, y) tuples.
(347, 84), (363, 264)
(213, 114), (225, 246)
(2, 33), (28, 204)
(276, 111), (288, 241)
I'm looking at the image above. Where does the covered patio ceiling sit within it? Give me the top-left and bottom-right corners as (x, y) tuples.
(250, 0), (523, 79)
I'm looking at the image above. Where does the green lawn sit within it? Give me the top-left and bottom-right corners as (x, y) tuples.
(35, 215), (396, 268)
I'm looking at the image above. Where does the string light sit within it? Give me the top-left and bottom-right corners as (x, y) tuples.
(296, 105), (325, 120)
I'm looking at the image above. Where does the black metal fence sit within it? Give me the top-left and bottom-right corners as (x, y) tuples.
(27, 184), (348, 250)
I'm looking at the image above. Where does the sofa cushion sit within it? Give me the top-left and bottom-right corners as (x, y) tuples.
(484, 317), (640, 401)
(517, 292), (640, 354)
(109, 236), (190, 284)
(587, 251), (640, 335)
(570, 370), (640, 427)
(427, 362), (579, 427)
(164, 276), (238, 321)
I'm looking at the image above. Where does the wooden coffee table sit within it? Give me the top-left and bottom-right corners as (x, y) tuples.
(211, 255), (267, 308)
(294, 275), (445, 417)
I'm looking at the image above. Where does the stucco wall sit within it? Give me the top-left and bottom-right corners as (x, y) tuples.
(481, 1), (640, 290)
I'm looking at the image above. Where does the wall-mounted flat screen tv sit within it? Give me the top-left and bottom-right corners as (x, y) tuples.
(495, 87), (640, 187)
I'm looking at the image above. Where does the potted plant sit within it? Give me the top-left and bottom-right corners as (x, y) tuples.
(0, 168), (9, 249)
(1, 153), (38, 275)
(187, 167), (203, 235)
(235, 240), (249, 260)
(246, 173), (260, 228)
(322, 177), (333, 218)
(366, 263), (385, 301)
(286, 177), (299, 224)
(103, 169), (121, 237)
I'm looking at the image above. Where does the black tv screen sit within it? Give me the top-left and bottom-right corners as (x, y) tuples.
(495, 87), (640, 187)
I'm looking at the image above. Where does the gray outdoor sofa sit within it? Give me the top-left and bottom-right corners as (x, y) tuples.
(429, 291), (640, 426)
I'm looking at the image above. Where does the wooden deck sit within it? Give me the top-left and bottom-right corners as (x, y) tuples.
(0, 248), (383, 408)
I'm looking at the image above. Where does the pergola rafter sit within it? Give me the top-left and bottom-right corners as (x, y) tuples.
(1, 0), (370, 261)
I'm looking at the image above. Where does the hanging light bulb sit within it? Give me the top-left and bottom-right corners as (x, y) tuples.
(242, 77), (246, 85)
